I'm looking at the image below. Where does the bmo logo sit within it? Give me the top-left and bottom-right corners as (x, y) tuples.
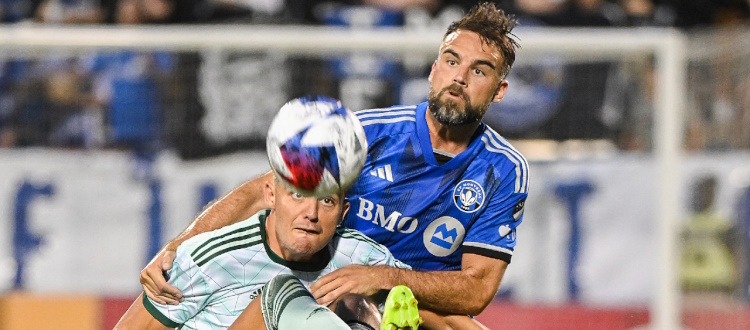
(356, 197), (418, 233)
(423, 216), (465, 257)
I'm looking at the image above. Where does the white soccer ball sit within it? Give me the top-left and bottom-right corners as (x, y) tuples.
(266, 96), (368, 198)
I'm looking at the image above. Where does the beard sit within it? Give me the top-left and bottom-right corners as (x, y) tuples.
(427, 83), (492, 126)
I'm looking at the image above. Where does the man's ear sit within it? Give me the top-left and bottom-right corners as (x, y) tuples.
(493, 79), (509, 103)
(339, 200), (351, 225)
(264, 180), (276, 208)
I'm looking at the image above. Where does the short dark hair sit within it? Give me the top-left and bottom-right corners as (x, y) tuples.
(445, 2), (519, 79)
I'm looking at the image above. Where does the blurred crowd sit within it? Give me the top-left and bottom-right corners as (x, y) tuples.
(0, 0), (749, 157)
(2, 0), (747, 27)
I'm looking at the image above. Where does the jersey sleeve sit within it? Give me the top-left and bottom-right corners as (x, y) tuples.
(364, 239), (411, 270)
(142, 248), (212, 327)
(336, 228), (412, 270)
(373, 246), (412, 270)
(463, 177), (528, 264)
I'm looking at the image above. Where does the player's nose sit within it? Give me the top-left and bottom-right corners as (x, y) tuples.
(301, 197), (319, 220)
(453, 67), (468, 86)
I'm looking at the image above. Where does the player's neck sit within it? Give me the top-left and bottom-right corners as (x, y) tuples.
(425, 110), (480, 155)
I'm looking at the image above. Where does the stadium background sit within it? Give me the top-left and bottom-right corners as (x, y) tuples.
(1, 0), (750, 329)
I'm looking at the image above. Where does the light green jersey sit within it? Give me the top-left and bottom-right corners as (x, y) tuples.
(143, 209), (409, 329)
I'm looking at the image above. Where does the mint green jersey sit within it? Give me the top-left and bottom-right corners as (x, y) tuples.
(143, 209), (409, 329)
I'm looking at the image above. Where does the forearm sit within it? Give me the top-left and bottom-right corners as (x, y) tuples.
(388, 269), (492, 315)
(167, 171), (273, 250)
(380, 264), (505, 315)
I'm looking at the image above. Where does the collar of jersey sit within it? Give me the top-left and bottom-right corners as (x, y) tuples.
(415, 101), (487, 169)
(258, 209), (332, 272)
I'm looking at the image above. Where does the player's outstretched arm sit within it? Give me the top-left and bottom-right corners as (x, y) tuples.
(140, 171), (274, 304)
(113, 293), (172, 330)
(310, 253), (507, 316)
(405, 253), (507, 315)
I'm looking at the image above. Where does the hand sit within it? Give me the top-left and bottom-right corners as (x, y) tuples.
(140, 248), (183, 305)
(309, 265), (392, 307)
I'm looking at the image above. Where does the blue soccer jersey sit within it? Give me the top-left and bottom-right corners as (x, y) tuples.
(342, 102), (529, 271)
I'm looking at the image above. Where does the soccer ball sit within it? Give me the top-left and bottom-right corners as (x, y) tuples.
(266, 96), (368, 198)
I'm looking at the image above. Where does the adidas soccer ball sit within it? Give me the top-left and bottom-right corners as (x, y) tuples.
(266, 96), (367, 198)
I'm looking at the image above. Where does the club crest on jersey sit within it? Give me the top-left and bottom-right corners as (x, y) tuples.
(453, 180), (485, 213)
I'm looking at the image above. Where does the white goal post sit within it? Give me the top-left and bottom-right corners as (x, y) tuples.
(0, 24), (686, 329)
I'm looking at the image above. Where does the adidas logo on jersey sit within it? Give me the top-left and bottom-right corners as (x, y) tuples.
(370, 164), (393, 182)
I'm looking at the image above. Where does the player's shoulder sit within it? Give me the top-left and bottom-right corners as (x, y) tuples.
(331, 227), (410, 268)
(477, 125), (530, 192)
(478, 125), (528, 167)
(333, 226), (392, 256)
(355, 104), (418, 137)
(177, 210), (265, 258)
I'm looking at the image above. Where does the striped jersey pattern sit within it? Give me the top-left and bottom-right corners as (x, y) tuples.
(344, 102), (529, 271)
(143, 209), (409, 329)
